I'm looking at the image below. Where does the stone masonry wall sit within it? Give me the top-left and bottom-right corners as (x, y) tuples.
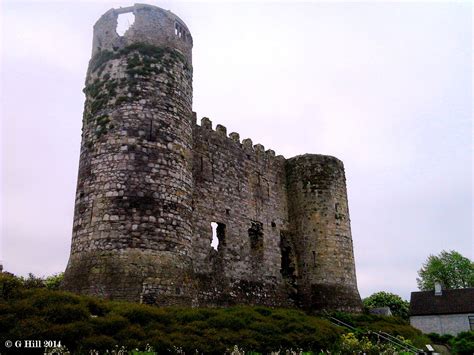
(92, 4), (192, 62)
(63, 4), (196, 305)
(63, 3), (362, 312)
(190, 118), (293, 307)
(286, 155), (362, 312)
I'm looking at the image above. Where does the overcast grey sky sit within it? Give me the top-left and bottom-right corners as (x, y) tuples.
(1, 0), (472, 300)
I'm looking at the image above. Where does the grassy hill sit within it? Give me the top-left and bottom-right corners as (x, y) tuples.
(0, 273), (432, 354)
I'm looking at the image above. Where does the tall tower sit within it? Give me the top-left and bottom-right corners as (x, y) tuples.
(286, 155), (362, 312)
(62, 4), (195, 304)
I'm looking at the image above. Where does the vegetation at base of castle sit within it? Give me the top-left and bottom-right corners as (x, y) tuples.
(1, 273), (434, 354)
(338, 332), (414, 355)
(325, 311), (429, 349)
(417, 250), (474, 290)
(362, 291), (409, 320)
(427, 331), (474, 355)
(1, 272), (64, 291)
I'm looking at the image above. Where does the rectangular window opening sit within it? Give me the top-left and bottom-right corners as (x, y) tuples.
(248, 221), (263, 251)
(280, 231), (297, 288)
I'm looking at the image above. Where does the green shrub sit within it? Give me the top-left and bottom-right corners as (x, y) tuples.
(0, 278), (431, 353)
(450, 331), (474, 355)
(173, 307), (213, 323)
(9, 316), (51, 339)
(208, 312), (248, 330)
(116, 324), (146, 341)
(116, 303), (172, 326)
(149, 333), (174, 354)
(85, 297), (109, 316)
(0, 273), (23, 299)
(427, 332), (454, 344)
(21, 273), (46, 289)
(44, 273), (64, 290)
(9, 299), (38, 319)
(48, 321), (94, 352)
(28, 289), (82, 309)
(44, 303), (90, 324)
(326, 311), (430, 349)
(0, 313), (16, 332)
(363, 291), (410, 319)
(91, 314), (129, 335)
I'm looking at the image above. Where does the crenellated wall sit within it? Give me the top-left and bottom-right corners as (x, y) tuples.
(190, 117), (292, 306)
(63, 3), (362, 312)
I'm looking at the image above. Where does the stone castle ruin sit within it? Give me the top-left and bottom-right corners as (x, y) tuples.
(62, 3), (362, 312)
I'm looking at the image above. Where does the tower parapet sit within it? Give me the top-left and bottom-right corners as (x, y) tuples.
(92, 4), (192, 63)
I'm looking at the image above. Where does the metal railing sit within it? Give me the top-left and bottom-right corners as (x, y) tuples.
(323, 312), (424, 354)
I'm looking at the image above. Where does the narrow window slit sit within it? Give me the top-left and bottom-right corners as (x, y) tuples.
(149, 119), (153, 141)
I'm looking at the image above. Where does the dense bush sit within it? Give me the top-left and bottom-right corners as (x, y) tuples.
(328, 311), (430, 348)
(0, 273), (431, 354)
(450, 331), (474, 355)
(428, 331), (474, 355)
(337, 332), (414, 355)
(0, 272), (64, 292)
(362, 291), (410, 319)
(427, 332), (454, 344)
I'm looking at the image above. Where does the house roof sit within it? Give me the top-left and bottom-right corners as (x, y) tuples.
(410, 288), (474, 316)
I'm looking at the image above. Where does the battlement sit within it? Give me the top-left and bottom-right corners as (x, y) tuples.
(63, 4), (362, 312)
(194, 115), (285, 164)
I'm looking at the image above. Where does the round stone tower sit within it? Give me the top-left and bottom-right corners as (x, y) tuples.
(62, 4), (195, 305)
(286, 154), (362, 312)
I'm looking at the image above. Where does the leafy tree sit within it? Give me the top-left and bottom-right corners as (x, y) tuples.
(363, 291), (410, 319)
(417, 250), (474, 291)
